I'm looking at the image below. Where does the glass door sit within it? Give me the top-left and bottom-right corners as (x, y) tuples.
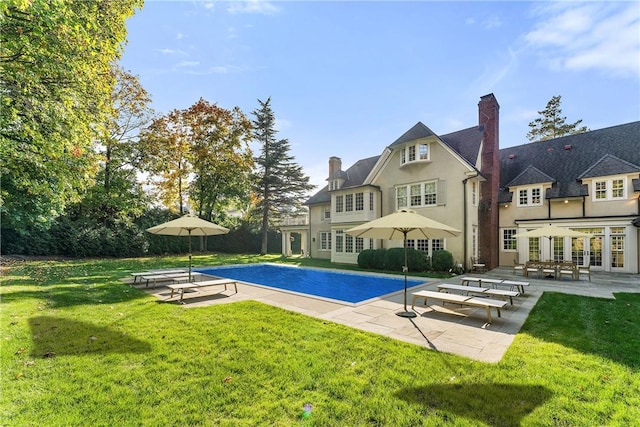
(572, 228), (603, 268)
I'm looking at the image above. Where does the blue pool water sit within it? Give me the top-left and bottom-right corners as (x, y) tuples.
(195, 264), (424, 304)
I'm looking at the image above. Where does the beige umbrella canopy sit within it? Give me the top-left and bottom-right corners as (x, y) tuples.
(513, 224), (590, 239)
(347, 209), (461, 318)
(147, 214), (229, 281)
(514, 225), (590, 261)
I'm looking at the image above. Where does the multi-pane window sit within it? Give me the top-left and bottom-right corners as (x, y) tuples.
(355, 237), (364, 253)
(335, 195), (344, 213)
(396, 187), (407, 208)
(369, 192), (374, 211)
(397, 181), (438, 209)
(517, 187), (543, 206)
(612, 179), (624, 198)
(322, 207), (331, 220)
(503, 229), (517, 251)
(345, 194), (353, 212)
(611, 227), (625, 268)
(400, 142), (430, 165)
(319, 232), (331, 250)
(407, 239), (443, 256)
(335, 230), (344, 252)
(408, 145), (416, 162)
(345, 234), (353, 253)
(410, 184), (422, 206)
(593, 178), (626, 201)
(419, 144), (429, 160)
(355, 192), (364, 211)
(431, 239), (444, 252)
(553, 237), (563, 262)
(424, 182), (437, 205)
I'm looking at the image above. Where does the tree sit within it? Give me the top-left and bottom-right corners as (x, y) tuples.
(252, 98), (315, 254)
(527, 95), (589, 142)
(139, 98), (254, 220)
(0, 0), (142, 229)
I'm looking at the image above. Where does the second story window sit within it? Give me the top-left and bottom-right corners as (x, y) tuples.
(345, 194), (353, 211)
(517, 186), (543, 207)
(400, 142), (430, 165)
(355, 192), (364, 211)
(593, 177), (626, 201)
(335, 195), (344, 213)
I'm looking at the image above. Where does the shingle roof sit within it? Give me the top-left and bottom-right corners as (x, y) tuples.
(500, 121), (640, 199)
(505, 165), (555, 187)
(388, 122), (437, 148)
(304, 155), (380, 205)
(440, 126), (484, 166)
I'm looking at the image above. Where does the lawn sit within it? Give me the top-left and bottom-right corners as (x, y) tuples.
(1, 254), (639, 426)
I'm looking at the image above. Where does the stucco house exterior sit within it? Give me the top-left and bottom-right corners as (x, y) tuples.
(287, 94), (640, 274)
(499, 121), (640, 274)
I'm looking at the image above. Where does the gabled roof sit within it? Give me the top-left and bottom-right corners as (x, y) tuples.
(440, 126), (484, 167)
(305, 155), (380, 205)
(506, 165), (555, 187)
(500, 121), (640, 199)
(388, 122), (437, 148)
(577, 154), (640, 179)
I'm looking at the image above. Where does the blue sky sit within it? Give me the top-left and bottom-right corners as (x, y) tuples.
(120, 1), (640, 191)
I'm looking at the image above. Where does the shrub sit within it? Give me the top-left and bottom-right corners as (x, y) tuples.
(372, 248), (387, 270)
(357, 249), (375, 269)
(383, 248), (405, 271)
(432, 250), (454, 272)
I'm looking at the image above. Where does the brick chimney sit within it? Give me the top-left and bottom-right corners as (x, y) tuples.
(478, 94), (500, 270)
(328, 156), (342, 179)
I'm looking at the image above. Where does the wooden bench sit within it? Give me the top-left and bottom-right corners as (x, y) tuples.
(131, 269), (186, 283)
(140, 272), (203, 288)
(499, 280), (530, 295)
(411, 290), (507, 323)
(167, 279), (239, 302)
(459, 276), (503, 287)
(437, 283), (519, 305)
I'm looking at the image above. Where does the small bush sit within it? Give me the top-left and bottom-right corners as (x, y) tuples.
(357, 249), (376, 269)
(372, 248), (387, 270)
(431, 250), (454, 272)
(383, 248), (405, 271)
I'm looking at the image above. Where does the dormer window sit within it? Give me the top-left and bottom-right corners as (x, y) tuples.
(400, 143), (430, 166)
(330, 180), (341, 190)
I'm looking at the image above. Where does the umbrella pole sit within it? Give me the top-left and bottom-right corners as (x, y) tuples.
(396, 231), (417, 318)
(188, 230), (193, 282)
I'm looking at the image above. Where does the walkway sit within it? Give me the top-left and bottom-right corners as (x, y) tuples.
(137, 268), (640, 363)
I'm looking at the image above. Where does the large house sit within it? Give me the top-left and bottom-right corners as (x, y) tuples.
(282, 94), (640, 274)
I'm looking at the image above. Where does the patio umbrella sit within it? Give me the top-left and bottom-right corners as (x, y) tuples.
(513, 225), (590, 260)
(346, 209), (461, 318)
(146, 214), (229, 281)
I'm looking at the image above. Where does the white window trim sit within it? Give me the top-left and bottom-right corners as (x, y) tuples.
(591, 176), (627, 201)
(319, 231), (332, 251)
(502, 228), (517, 252)
(516, 186), (544, 207)
(400, 142), (430, 166)
(396, 180), (438, 209)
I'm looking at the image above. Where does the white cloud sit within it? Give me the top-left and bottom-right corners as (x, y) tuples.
(525, 2), (640, 77)
(483, 16), (503, 30)
(157, 48), (187, 55)
(209, 66), (228, 74)
(275, 117), (292, 132)
(175, 61), (200, 68)
(227, 0), (279, 15)
(176, 32), (186, 40)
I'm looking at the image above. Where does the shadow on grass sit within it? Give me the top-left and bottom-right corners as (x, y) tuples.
(1, 283), (148, 308)
(396, 383), (552, 425)
(28, 316), (152, 357)
(522, 292), (640, 369)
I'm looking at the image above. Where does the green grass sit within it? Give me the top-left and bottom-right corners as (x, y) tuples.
(1, 254), (639, 426)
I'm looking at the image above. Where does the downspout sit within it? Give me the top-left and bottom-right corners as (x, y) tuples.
(462, 178), (468, 272)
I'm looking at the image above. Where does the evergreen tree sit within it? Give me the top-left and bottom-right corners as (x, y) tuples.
(252, 98), (315, 255)
(527, 95), (589, 142)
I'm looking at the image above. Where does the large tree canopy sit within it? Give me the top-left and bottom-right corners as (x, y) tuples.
(139, 98), (254, 219)
(0, 0), (142, 228)
(527, 95), (589, 142)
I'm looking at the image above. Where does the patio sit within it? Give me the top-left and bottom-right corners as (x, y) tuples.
(136, 267), (640, 363)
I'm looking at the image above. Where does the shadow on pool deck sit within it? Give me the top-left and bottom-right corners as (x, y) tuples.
(130, 267), (640, 363)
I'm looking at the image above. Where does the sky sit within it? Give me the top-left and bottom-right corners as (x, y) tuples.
(119, 1), (640, 192)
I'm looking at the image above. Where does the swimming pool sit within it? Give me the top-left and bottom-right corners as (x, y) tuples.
(195, 263), (425, 305)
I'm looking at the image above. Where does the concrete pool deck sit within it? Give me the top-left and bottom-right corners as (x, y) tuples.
(134, 267), (640, 363)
